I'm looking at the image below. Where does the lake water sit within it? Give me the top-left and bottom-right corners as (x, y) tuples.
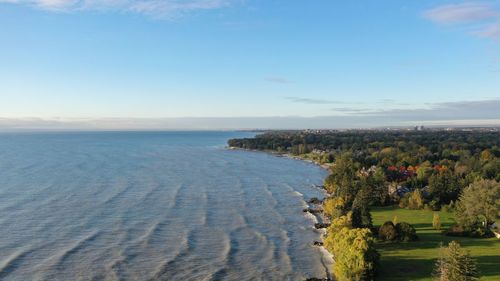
(0, 131), (330, 280)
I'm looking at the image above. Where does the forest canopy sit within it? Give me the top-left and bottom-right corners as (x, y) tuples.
(229, 129), (500, 208)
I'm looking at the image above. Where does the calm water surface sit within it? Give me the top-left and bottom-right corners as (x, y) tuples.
(0, 131), (330, 280)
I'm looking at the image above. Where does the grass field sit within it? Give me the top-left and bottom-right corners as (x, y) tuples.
(372, 206), (500, 281)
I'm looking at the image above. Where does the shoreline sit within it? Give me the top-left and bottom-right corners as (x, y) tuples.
(227, 146), (333, 170)
(228, 146), (335, 280)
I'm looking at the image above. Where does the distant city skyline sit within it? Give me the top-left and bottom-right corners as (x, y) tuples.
(0, 1), (499, 129)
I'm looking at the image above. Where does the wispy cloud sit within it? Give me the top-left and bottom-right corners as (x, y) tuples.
(423, 2), (498, 24)
(265, 77), (292, 84)
(331, 107), (374, 113)
(477, 20), (500, 39)
(285, 96), (342, 105)
(376, 99), (412, 106)
(2, 113), (499, 131)
(423, 2), (500, 41)
(286, 97), (412, 107)
(326, 99), (500, 123)
(0, 0), (237, 18)
(357, 99), (500, 120)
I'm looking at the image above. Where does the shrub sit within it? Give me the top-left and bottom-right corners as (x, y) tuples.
(433, 213), (441, 230)
(446, 224), (467, 237)
(395, 222), (418, 242)
(428, 200), (441, 211)
(433, 241), (480, 281)
(378, 221), (397, 241)
(470, 227), (494, 238)
(446, 224), (494, 238)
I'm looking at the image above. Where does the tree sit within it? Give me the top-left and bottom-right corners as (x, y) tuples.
(455, 179), (500, 232)
(407, 189), (424, 210)
(480, 149), (494, 162)
(326, 212), (353, 234)
(362, 167), (388, 205)
(482, 159), (500, 181)
(417, 161), (433, 184)
(395, 222), (418, 242)
(351, 187), (373, 228)
(433, 241), (479, 281)
(433, 213), (441, 230)
(327, 152), (359, 204)
(352, 206), (373, 229)
(378, 221), (397, 241)
(428, 170), (460, 204)
(323, 197), (346, 219)
(326, 227), (379, 281)
(392, 215), (398, 225)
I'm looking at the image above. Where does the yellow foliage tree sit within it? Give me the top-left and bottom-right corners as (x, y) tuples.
(324, 213), (353, 252)
(433, 213), (441, 230)
(408, 189), (424, 210)
(327, 227), (379, 281)
(323, 197), (346, 219)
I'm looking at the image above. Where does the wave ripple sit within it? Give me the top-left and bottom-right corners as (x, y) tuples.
(0, 132), (329, 280)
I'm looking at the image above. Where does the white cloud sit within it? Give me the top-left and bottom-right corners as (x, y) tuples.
(423, 2), (500, 41)
(0, 0), (237, 18)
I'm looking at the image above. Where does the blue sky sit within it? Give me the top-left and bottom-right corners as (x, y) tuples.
(0, 0), (499, 129)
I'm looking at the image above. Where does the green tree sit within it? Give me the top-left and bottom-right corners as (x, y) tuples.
(395, 222), (418, 242)
(362, 167), (388, 205)
(455, 179), (500, 231)
(417, 161), (433, 183)
(327, 152), (359, 204)
(351, 206), (373, 229)
(482, 159), (500, 181)
(433, 241), (479, 281)
(378, 221), (397, 241)
(428, 170), (460, 204)
(351, 187), (373, 228)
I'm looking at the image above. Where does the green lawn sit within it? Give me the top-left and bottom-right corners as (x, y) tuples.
(372, 206), (500, 281)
